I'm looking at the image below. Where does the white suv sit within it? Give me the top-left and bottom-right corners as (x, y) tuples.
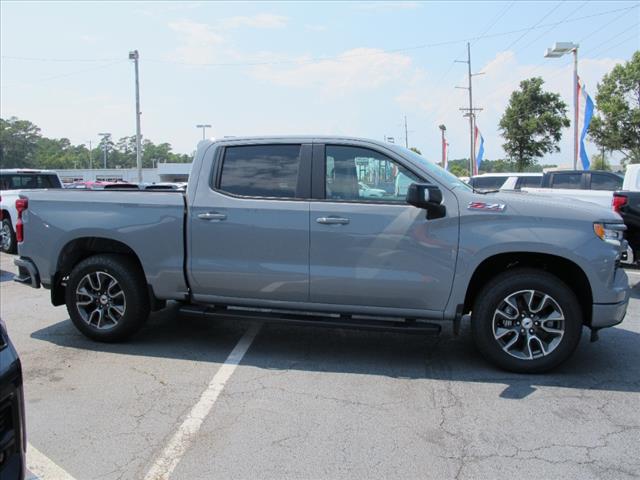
(0, 169), (63, 253)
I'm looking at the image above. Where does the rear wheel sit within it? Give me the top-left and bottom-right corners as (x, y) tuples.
(65, 254), (150, 342)
(472, 269), (583, 373)
(1, 218), (16, 254)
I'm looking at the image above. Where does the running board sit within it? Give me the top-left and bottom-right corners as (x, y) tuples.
(180, 304), (442, 335)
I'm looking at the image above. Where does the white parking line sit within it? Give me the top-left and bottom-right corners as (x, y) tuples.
(26, 443), (77, 480)
(143, 324), (261, 480)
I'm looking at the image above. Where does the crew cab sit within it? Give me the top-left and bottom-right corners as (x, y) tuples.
(13, 136), (629, 373)
(0, 169), (63, 253)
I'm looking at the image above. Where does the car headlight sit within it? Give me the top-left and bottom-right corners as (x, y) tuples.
(593, 222), (625, 244)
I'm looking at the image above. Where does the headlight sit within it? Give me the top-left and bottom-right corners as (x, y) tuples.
(593, 222), (625, 244)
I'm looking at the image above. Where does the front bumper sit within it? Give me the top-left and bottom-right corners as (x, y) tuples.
(13, 257), (40, 289)
(591, 299), (628, 329)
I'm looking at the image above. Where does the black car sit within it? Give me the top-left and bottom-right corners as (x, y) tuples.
(0, 318), (26, 480)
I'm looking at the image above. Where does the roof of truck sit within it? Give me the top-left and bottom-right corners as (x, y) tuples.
(203, 135), (393, 147)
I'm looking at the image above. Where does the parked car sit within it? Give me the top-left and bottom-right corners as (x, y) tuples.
(520, 169), (629, 209)
(358, 182), (386, 198)
(0, 318), (26, 480)
(66, 181), (140, 190)
(13, 136), (629, 373)
(469, 173), (543, 191)
(1, 169), (63, 253)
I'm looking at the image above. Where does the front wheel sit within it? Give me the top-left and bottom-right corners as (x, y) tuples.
(65, 254), (150, 342)
(472, 269), (583, 373)
(1, 218), (17, 254)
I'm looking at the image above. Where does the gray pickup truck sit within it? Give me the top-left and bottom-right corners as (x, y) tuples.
(13, 136), (629, 372)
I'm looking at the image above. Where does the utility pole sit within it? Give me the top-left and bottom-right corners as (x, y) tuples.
(456, 42), (484, 176)
(572, 47), (579, 170)
(404, 115), (409, 148)
(98, 133), (110, 169)
(129, 50), (142, 182)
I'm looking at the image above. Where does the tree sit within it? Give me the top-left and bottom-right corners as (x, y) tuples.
(499, 77), (570, 171)
(589, 51), (640, 164)
(409, 147), (422, 155)
(590, 152), (611, 171)
(0, 117), (42, 168)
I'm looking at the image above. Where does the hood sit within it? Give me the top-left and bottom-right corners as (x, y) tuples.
(465, 189), (622, 224)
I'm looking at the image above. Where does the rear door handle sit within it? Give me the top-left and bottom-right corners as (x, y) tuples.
(198, 212), (227, 221)
(316, 216), (350, 225)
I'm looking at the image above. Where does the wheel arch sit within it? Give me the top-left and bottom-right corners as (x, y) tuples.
(463, 252), (593, 325)
(52, 237), (161, 309)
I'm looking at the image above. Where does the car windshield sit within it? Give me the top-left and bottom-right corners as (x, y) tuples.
(391, 146), (472, 192)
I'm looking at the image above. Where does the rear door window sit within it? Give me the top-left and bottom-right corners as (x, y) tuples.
(549, 173), (583, 189)
(518, 176), (543, 188)
(218, 144), (302, 198)
(590, 173), (623, 191)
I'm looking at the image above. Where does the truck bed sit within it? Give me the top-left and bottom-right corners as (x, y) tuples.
(18, 189), (188, 300)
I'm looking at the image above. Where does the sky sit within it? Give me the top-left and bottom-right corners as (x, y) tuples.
(1, 1), (639, 167)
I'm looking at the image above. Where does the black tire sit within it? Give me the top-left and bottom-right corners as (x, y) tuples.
(1, 217), (17, 254)
(471, 268), (583, 373)
(65, 254), (150, 342)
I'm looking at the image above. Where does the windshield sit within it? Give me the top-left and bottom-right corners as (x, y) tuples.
(391, 145), (472, 192)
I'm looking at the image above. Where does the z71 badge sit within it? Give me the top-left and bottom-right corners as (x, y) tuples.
(468, 201), (506, 212)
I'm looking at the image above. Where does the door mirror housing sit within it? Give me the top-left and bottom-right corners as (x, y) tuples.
(406, 183), (446, 219)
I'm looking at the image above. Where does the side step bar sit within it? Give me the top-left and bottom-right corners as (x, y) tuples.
(180, 304), (442, 335)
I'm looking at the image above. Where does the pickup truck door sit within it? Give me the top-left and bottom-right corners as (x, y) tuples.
(309, 143), (458, 315)
(188, 143), (311, 303)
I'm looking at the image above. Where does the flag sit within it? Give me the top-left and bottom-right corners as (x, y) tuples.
(577, 76), (595, 170)
(445, 141), (449, 171)
(474, 126), (485, 175)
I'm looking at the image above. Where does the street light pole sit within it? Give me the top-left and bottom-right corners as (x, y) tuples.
(572, 47), (578, 170)
(129, 50), (142, 182)
(545, 42), (580, 169)
(196, 124), (212, 141)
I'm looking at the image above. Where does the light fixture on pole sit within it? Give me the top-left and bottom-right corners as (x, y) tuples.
(196, 124), (212, 141)
(544, 41), (579, 169)
(98, 133), (111, 169)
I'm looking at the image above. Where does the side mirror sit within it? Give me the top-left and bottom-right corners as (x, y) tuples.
(406, 183), (446, 219)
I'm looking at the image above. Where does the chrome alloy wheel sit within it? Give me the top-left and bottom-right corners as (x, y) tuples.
(75, 271), (126, 330)
(0, 222), (11, 250)
(492, 290), (565, 360)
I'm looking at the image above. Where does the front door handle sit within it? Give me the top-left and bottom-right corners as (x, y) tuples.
(198, 212), (227, 221)
(316, 216), (350, 225)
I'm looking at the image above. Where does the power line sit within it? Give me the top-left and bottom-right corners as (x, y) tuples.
(517, 1), (587, 52)
(503, 1), (565, 51)
(0, 60), (126, 88)
(470, 1), (515, 46)
(1, 4), (636, 69)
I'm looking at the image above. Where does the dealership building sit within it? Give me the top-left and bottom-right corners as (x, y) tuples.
(54, 162), (192, 184)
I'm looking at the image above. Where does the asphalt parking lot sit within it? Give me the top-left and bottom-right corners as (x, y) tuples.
(1, 252), (639, 480)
